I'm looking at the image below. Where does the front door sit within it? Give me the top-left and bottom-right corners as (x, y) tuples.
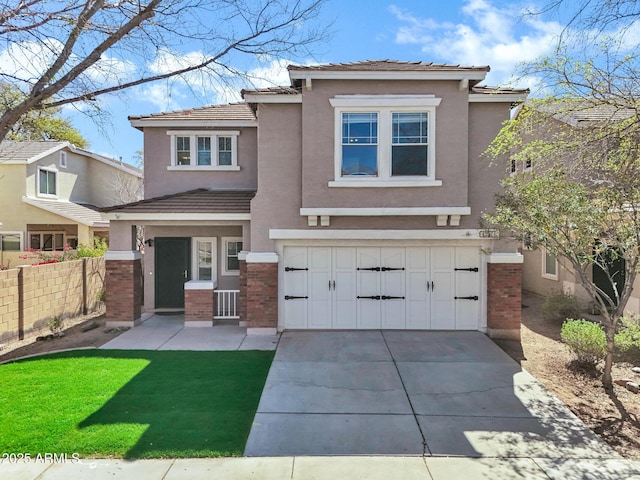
(155, 237), (191, 309)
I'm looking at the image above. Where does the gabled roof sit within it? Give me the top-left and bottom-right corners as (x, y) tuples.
(101, 188), (255, 221)
(0, 140), (68, 164)
(22, 196), (108, 228)
(128, 103), (257, 129)
(0, 140), (142, 177)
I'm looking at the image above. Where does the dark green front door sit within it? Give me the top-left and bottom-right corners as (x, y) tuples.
(155, 237), (191, 309)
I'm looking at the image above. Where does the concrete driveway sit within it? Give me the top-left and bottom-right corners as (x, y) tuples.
(245, 330), (615, 458)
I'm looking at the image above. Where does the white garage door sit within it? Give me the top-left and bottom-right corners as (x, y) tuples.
(282, 246), (481, 330)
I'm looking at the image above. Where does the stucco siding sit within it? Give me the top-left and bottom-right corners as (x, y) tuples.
(143, 126), (258, 198)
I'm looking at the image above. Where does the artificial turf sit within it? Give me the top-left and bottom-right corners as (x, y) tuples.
(0, 349), (274, 458)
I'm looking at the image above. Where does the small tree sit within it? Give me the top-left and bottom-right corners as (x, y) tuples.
(485, 97), (640, 389)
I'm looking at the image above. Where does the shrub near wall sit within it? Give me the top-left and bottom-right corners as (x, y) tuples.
(0, 258), (105, 343)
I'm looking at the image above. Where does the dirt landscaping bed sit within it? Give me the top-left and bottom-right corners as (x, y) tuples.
(0, 311), (127, 363)
(2, 295), (639, 458)
(497, 293), (640, 459)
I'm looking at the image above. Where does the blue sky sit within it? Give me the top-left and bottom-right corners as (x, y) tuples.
(62, 0), (569, 165)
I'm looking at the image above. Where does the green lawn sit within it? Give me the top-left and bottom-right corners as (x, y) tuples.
(0, 349), (274, 458)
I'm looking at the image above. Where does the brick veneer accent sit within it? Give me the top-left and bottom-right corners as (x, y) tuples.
(487, 263), (522, 340)
(185, 289), (215, 323)
(105, 259), (142, 324)
(246, 262), (278, 329)
(238, 259), (247, 324)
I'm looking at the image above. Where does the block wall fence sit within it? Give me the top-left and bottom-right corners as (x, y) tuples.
(0, 257), (105, 343)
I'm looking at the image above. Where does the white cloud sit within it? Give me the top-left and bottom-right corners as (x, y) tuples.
(389, 0), (564, 85)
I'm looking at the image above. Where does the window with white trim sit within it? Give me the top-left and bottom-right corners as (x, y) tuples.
(168, 131), (239, 170)
(222, 237), (242, 276)
(329, 95), (442, 187)
(37, 167), (58, 197)
(192, 237), (217, 281)
(0, 232), (23, 251)
(542, 248), (558, 280)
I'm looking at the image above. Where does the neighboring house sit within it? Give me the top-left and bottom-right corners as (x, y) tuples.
(103, 60), (528, 339)
(0, 140), (143, 267)
(514, 102), (640, 315)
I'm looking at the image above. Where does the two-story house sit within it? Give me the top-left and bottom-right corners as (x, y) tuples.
(103, 60), (528, 340)
(0, 140), (142, 267)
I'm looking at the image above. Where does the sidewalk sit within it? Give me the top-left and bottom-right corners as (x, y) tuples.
(3, 456), (640, 479)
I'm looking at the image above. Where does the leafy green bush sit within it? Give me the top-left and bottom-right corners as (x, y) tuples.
(561, 318), (606, 368)
(77, 238), (108, 258)
(615, 313), (640, 359)
(542, 290), (582, 321)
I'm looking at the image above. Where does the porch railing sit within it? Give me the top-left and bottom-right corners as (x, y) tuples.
(215, 289), (239, 319)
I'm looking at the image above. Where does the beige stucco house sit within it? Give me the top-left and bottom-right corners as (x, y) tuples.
(0, 140), (142, 267)
(104, 60), (529, 339)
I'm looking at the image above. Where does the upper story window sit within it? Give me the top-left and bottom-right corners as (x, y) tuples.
(167, 130), (240, 171)
(59, 151), (68, 168)
(329, 95), (442, 187)
(37, 167), (58, 197)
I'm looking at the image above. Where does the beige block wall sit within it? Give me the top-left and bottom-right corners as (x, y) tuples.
(0, 258), (106, 343)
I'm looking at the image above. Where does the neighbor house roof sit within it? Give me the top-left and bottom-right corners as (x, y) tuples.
(101, 189), (255, 221)
(22, 197), (109, 228)
(523, 99), (636, 127)
(0, 140), (142, 177)
(128, 103), (257, 129)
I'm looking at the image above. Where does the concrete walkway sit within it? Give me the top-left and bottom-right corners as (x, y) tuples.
(99, 313), (280, 351)
(3, 456), (640, 480)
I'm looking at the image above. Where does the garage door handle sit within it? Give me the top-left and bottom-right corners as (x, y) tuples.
(381, 295), (405, 300)
(455, 296), (479, 301)
(285, 295), (308, 300)
(357, 295), (381, 300)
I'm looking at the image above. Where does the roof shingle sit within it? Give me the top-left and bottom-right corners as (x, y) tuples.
(101, 189), (255, 214)
(128, 103), (256, 122)
(287, 60), (491, 73)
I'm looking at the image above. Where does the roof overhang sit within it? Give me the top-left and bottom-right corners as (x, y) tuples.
(129, 119), (257, 129)
(288, 70), (488, 82)
(23, 197), (108, 227)
(104, 212), (251, 221)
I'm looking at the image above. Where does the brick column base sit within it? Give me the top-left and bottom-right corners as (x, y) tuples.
(105, 252), (142, 327)
(184, 282), (215, 326)
(487, 258), (522, 341)
(246, 253), (278, 335)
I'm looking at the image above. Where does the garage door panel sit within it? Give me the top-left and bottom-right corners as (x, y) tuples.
(455, 247), (481, 330)
(308, 251), (331, 329)
(334, 248), (357, 329)
(381, 248), (405, 329)
(357, 248), (381, 329)
(283, 247), (308, 329)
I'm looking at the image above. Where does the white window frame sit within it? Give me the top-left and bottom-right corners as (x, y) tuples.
(192, 237), (217, 281)
(167, 130), (240, 171)
(0, 231), (24, 251)
(59, 151), (68, 168)
(221, 237), (243, 276)
(542, 247), (559, 280)
(37, 166), (58, 198)
(329, 95), (442, 188)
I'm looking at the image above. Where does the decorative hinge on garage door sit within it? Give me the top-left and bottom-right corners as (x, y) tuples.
(357, 295), (381, 300)
(454, 267), (479, 272)
(380, 267), (405, 271)
(284, 295), (309, 300)
(381, 295), (406, 300)
(455, 296), (479, 301)
(285, 267), (309, 272)
(357, 267), (381, 271)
